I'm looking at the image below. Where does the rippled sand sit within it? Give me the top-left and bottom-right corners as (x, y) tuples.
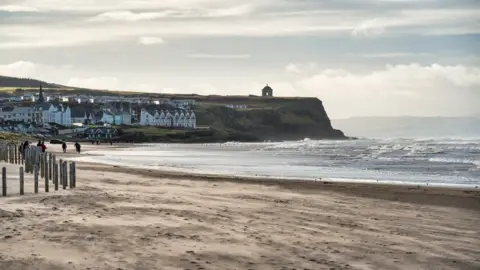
(1, 156), (479, 270)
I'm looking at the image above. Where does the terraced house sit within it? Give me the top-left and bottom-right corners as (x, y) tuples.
(140, 109), (196, 128)
(0, 106), (35, 123)
(36, 103), (72, 127)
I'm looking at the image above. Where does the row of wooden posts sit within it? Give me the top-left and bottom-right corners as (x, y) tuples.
(0, 144), (76, 197)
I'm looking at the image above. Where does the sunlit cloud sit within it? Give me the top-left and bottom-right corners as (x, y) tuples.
(138, 36), (165, 45)
(186, 54), (251, 59)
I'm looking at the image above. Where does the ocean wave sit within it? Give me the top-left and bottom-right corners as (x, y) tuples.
(428, 157), (480, 165)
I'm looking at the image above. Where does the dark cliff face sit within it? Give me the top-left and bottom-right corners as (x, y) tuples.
(197, 98), (346, 141)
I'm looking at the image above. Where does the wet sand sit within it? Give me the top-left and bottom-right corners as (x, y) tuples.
(0, 143), (479, 270)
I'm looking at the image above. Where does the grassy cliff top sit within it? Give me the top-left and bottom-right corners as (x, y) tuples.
(0, 75), (315, 101)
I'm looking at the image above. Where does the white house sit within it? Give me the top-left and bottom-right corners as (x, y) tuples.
(0, 106), (36, 123)
(140, 109), (196, 128)
(99, 109), (132, 125)
(38, 104), (72, 126)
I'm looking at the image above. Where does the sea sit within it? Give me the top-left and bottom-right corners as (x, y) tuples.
(74, 138), (480, 188)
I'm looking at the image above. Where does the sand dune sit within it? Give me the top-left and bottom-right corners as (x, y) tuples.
(1, 147), (480, 270)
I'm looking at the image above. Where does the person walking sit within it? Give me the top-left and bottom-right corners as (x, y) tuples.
(21, 141), (29, 161)
(23, 141), (29, 153)
(40, 140), (47, 153)
(74, 141), (81, 154)
(62, 142), (67, 153)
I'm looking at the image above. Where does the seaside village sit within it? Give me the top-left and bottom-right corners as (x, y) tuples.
(0, 84), (274, 139)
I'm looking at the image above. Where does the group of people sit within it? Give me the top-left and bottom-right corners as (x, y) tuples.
(62, 141), (82, 154)
(18, 140), (30, 157)
(18, 140), (82, 156)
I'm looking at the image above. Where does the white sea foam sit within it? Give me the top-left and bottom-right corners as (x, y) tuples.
(72, 137), (480, 187)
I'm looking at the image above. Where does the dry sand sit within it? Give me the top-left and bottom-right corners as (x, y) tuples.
(1, 143), (480, 270)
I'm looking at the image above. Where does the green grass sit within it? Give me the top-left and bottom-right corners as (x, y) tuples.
(122, 127), (186, 136)
(0, 132), (32, 143)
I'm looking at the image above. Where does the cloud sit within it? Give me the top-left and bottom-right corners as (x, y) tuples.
(67, 76), (120, 90)
(1, 1), (479, 49)
(356, 53), (432, 58)
(87, 4), (252, 22)
(0, 5), (39, 12)
(285, 63), (301, 74)
(186, 54), (251, 59)
(284, 62), (320, 75)
(351, 19), (386, 37)
(293, 63), (480, 117)
(138, 36), (165, 45)
(0, 61), (37, 77)
(88, 11), (166, 22)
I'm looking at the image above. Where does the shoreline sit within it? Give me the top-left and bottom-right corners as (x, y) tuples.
(1, 144), (479, 269)
(57, 142), (480, 190)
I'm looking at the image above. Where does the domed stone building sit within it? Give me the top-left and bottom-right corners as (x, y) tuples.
(262, 84), (273, 97)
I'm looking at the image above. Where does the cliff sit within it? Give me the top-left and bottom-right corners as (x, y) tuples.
(196, 97), (346, 141)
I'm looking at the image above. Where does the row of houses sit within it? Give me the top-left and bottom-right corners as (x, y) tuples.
(140, 109), (196, 128)
(0, 104), (72, 126)
(0, 104), (197, 128)
(4, 93), (196, 109)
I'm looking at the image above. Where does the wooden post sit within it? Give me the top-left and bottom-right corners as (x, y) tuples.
(20, 167), (24, 195)
(34, 165), (39, 194)
(52, 155), (56, 183)
(2, 167), (6, 197)
(59, 159), (63, 184)
(40, 153), (45, 178)
(72, 162), (76, 188)
(28, 148), (32, 173)
(14, 144), (18, 164)
(24, 148), (28, 173)
(54, 164), (59, 191)
(11, 144), (14, 164)
(69, 162), (73, 189)
(29, 148), (33, 174)
(45, 158), (49, 182)
(8, 145), (11, 164)
(49, 154), (53, 181)
(45, 167), (49, 193)
(62, 162), (67, 190)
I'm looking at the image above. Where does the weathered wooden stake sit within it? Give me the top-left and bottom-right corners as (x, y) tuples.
(45, 158), (49, 182)
(40, 153), (45, 178)
(54, 164), (59, 191)
(20, 167), (24, 195)
(52, 155), (56, 183)
(69, 163), (73, 189)
(48, 154), (53, 181)
(72, 162), (76, 188)
(14, 144), (18, 164)
(2, 167), (6, 197)
(34, 165), (39, 194)
(63, 162), (67, 189)
(45, 163), (49, 193)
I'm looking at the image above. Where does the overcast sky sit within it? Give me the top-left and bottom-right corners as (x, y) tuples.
(0, 0), (479, 118)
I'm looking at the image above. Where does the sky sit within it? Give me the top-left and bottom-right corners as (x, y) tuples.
(0, 0), (479, 118)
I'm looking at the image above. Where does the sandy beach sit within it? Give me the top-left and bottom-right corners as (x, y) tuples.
(1, 144), (479, 270)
